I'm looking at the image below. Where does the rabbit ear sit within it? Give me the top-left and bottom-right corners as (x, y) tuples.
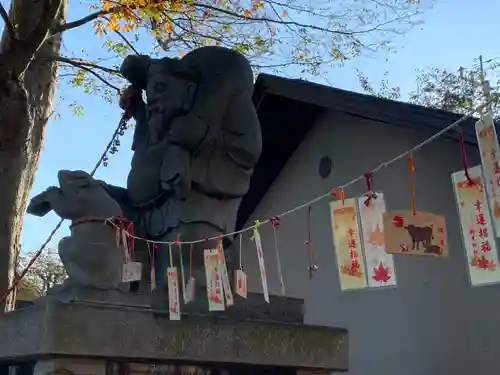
(27, 188), (56, 217)
(62, 170), (92, 188)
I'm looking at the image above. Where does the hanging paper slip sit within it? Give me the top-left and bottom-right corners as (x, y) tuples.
(185, 244), (195, 303)
(253, 227), (269, 303)
(452, 165), (500, 286)
(234, 269), (247, 298)
(476, 112), (500, 237)
(356, 193), (397, 288)
(167, 267), (181, 320)
(122, 262), (142, 282)
(217, 241), (234, 307)
(185, 277), (196, 303)
(204, 249), (225, 311)
(121, 230), (130, 263)
(177, 241), (187, 304)
(330, 198), (368, 291)
(234, 234), (248, 299)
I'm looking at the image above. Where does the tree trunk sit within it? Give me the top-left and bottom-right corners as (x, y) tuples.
(0, 0), (65, 311)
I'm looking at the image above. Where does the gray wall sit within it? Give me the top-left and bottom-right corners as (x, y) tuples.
(241, 110), (499, 375)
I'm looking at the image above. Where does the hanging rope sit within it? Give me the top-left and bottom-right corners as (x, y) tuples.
(6, 100), (489, 301)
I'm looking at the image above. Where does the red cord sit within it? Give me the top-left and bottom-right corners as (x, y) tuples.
(458, 127), (474, 185)
(364, 172), (375, 206)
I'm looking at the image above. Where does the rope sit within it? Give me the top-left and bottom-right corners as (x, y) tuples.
(1, 113), (130, 305)
(105, 103), (486, 245)
(5, 101), (487, 303)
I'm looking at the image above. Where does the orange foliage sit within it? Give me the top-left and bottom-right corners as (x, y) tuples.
(471, 254), (498, 270)
(97, 0), (189, 34)
(494, 200), (500, 219)
(368, 224), (385, 246)
(340, 261), (364, 278)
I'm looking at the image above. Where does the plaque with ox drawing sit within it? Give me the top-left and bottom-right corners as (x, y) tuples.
(382, 211), (448, 257)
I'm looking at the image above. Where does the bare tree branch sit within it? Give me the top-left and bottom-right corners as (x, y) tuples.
(0, 2), (16, 39)
(56, 57), (121, 92)
(42, 54), (121, 75)
(51, 8), (114, 35)
(190, 2), (379, 36)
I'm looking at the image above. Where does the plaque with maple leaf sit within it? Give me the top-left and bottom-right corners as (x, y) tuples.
(452, 165), (500, 286)
(357, 192), (397, 288)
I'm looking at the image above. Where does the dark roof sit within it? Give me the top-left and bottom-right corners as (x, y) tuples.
(235, 73), (482, 231)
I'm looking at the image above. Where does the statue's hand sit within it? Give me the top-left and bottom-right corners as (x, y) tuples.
(119, 85), (145, 116)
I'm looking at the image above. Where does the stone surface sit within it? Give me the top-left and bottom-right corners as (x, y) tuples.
(41, 284), (304, 324)
(0, 300), (348, 372)
(105, 46), (263, 288)
(27, 170), (126, 291)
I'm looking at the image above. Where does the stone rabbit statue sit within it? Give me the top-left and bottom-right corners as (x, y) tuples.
(27, 170), (127, 290)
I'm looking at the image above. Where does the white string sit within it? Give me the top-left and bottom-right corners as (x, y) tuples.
(106, 103), (486, 245)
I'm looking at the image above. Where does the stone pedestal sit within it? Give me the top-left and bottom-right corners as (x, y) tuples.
(0, 291), (348, 374)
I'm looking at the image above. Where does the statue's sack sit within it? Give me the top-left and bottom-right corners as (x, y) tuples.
(190, 99), (262, 199)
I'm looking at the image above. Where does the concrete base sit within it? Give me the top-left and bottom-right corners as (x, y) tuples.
(0, 299), (348, 372)
(45, 283), (305, 324)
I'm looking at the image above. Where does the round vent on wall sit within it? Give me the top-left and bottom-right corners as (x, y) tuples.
(318, 156), (332, 179)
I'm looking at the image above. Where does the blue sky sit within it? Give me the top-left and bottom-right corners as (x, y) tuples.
(14, 0), (498, 253)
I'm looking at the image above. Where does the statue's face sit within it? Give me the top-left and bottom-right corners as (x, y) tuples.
(144, 58), (197, 141)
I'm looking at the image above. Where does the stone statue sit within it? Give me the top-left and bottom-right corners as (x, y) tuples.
(103, 46), (262, 289)
(27, 170), (126, 291)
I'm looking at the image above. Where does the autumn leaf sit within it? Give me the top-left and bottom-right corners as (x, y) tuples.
(163, 21), (173, 33)
(281, 9), (288, 18)
(392, 215), (404, 228)
(372, 262), (391, 282)
(241, 9), (252, 17)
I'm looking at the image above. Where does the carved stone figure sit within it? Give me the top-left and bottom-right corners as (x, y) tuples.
(27, 170), (125, 290)
(104, 46), (262, 288)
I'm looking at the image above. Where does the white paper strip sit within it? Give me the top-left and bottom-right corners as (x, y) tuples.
(204, 249), (225, 311)
(185, 277), (196, 303)
(357, 193), (397, 288)
(178, 244), (187, 303)
(167, 267), (181, 320)
(121, 230), (130, 263)
(253, 227), (270, 303)
(452, 165), (500, 286)
(476, 111), (500, 237)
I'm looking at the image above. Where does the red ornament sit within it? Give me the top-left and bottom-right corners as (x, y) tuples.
(270, 216), (281, 228)
(372, 262), (391, 283)
(392, 215), (404, 228)
(476, 255), (491, 270)
(210, 294), (221, 303)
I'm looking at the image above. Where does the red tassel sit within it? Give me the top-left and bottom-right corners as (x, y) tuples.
(458, 127), (474, 185)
